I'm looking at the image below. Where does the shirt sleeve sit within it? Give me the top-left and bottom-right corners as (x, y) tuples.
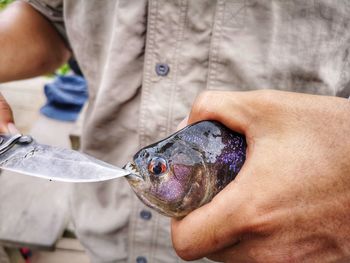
(22, 0), (69, 47)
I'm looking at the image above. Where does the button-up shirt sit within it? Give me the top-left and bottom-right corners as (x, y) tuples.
(26, 0), (350, 262)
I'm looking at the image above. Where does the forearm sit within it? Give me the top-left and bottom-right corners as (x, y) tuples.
(0, 1), (70, 82)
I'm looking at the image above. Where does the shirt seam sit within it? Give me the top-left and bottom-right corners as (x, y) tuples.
(166, 0), (188, 135)
(133, 0), (158, 262)
(207, 0), (225, 89)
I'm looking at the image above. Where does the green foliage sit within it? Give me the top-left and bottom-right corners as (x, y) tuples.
(46, 63), (71, 78)
(0, 0), (14, 10)
(57, 63), (71, 75)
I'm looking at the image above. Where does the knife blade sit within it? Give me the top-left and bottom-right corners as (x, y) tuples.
(0, 134), (131, 182)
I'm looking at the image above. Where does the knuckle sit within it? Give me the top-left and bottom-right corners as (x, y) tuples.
(191, 91), (218, 120)
(172, 237), (197, 261)
(241, 201), (280, 245)
(253, 89), (280, 111)
(237, 198), (270, 236)
(247, 214), (269, 236)
(171, 221), (204, 261)
(244, 89), (281, 129)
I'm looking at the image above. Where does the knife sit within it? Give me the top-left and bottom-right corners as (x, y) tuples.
(0, 133), (131, 182)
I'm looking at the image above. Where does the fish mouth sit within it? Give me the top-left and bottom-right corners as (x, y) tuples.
(123, 161), (143, 181)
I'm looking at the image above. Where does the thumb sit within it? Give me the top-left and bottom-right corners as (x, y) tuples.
(0, 93), (14, 133)
(171, 172), (255, 261)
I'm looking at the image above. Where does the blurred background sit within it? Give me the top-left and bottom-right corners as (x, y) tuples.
(0, 1), (91, 262)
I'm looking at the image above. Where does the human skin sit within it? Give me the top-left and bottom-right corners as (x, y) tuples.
(171, 90), (350, 262)
(0, 1), (69, 131)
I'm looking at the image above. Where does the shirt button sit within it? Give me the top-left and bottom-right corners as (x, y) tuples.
(136, 256), (147, 263)
(155, 63), (169, 76)
(140, 210), (152, 220)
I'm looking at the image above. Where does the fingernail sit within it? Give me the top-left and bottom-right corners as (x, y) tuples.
(7, 123), (20, 135)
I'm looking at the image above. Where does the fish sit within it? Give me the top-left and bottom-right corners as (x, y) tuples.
(124, 121), (247, 218)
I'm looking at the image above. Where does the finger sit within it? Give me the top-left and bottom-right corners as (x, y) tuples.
(171, 167), (255, 261)
(0, 93), (14, 133)
(176, 116), (189, 131)
(187, 91), (255, 135)
(7, 123), (20, 135)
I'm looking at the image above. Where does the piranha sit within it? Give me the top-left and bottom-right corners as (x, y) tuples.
(124, 121), (246, 218)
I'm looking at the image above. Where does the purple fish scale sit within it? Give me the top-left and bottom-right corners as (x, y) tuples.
(217, 133), (246, 175)
(180, 132), (206, 146)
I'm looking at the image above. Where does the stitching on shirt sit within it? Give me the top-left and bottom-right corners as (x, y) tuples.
(133, 1), (158, 262)
(167, 0), (188, 134)
(151, 1), (189, 260)
(150, 204), (160, 261)
(139, 0), (158, 148)
(207, 0), (225, 89)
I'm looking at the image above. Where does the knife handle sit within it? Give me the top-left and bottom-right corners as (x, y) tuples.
(0, 134), (33, 155)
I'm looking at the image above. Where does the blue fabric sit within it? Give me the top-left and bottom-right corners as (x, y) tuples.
(40, 75), (88, 122)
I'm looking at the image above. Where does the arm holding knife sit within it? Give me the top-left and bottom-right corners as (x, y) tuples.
(0, 1), (69, 131)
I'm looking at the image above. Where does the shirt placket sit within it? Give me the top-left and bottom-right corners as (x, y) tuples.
(128, 0), (187, 262)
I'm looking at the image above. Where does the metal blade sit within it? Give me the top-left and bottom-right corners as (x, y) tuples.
(0, 140), (130, 182)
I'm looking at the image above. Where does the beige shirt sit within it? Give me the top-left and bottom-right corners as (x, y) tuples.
(27, 0), (350, 262)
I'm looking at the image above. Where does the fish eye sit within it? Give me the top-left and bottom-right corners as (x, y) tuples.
(148, 157), (167, 176)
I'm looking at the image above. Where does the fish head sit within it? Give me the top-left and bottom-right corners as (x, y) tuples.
(124, 135), (210, 218)
(124, 121), (247, 218)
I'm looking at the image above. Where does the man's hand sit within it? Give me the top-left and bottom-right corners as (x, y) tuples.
(0, 93), (14, 133)
(171, 90), (350, 262)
